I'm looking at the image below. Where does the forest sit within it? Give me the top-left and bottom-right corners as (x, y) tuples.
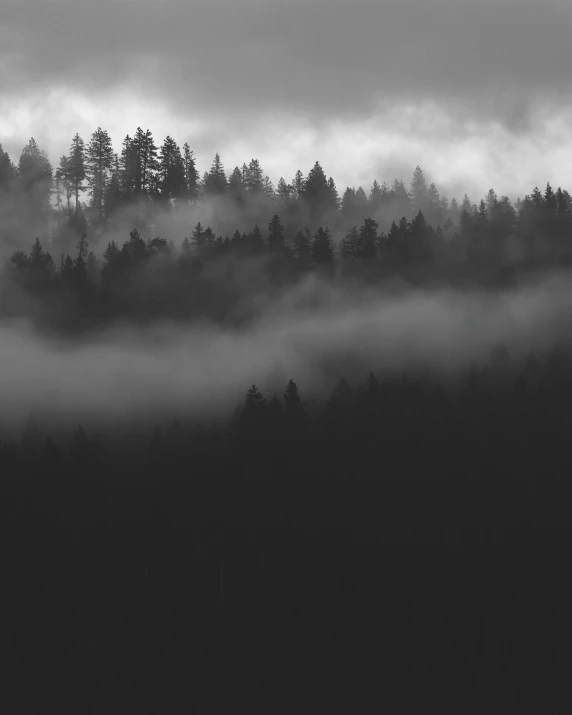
(3, 129), (572, 713)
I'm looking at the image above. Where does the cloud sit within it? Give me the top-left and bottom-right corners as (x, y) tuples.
(2, 270), (572, 440)
(2, 0), (572, 128)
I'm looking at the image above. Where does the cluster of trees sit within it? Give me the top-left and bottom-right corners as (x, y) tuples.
(5, 185), (572, 330)
(2, 132), (572, 276)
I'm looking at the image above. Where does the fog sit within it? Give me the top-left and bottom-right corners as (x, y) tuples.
(3, 269), (572, 441)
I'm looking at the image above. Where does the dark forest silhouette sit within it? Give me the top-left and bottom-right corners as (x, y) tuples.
(3, 131), (572, 713)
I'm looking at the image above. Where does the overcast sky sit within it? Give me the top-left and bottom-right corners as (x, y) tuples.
(1, 0), (572, 202)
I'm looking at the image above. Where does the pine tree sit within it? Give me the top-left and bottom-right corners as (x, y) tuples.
(191, 222), (206, 252)
(341, 188), (356, 225)
(369, 180), (383, 215)
(250, 224), (264, 253)
(68, 134), (87, 213)
(544, 182), (557, 212)
(356, 218), (378, 259)
(182, 143), (200, 204)
(126, 227), (146, 263)
(244, 159), (264, 193)
(86, 128), (114, 217)
(0, 144), (16, 192)
(228, 166), (246, 204)
(392, 179), (412, 218)
(119, 134), (138, 200)
(29, 237), (49, 269)
(103, 159), (122, 216)
(56, 155), (73, 215)
(101, 240), (120, 283)
(240, 384), (267, 435)
(132, 127), (159, 197)
(74, 233), (90, 288)
(340, 226), (359, 261)
(556, 187), (569, 214)
(204, 153), (227, 196)
(293, 228), (312, 263)
(18, 138), (53, 225)
(292, 170), (305, 199)
(267, 214), (285, 253)
(311, 226), (334, 265)
(283, 379), (306, 436)
(158, 136), (186, 205)
(410, 166), (428, 213)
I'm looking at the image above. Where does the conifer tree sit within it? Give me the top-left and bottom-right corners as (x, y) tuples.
(18, 138), (53, 227)
(267, 214), (285, 253)
(182, 143), (200, 204)
(204, 153), (227, 196)
(311, 226), (334, 265)
(86, 127), (114, 217)
(369, 180), (383, 215)
(0, 143), (16, 193)
(410, 166), (428, 214)
(158, 136), (186, 205)
(68, 133), (87, 213)
(340, 226), (359, 261)
(191, 222), (206, 252)
(356, 218), (378, 259)
(293, 228), (312, 263)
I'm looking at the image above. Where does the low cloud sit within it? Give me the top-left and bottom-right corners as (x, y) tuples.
(2, 270), (572, 440)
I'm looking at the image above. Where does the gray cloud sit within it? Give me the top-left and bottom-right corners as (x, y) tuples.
(2, 0), (572, 131)
(2, 270), (572, 441)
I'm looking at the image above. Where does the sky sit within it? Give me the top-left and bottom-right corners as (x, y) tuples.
(1, 0), (572, 203)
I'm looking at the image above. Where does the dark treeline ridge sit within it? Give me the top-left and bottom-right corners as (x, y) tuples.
(5, 347), (572, 712)
(2, 133), (572, 331)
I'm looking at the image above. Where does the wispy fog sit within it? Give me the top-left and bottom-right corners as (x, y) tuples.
(2, 270), (572, 439)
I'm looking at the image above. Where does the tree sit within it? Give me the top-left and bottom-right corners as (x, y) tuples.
(244, 159), (264, 194)
(158, 136), (186, 206)
(410, 166), (428, 213)
(267, 214), (285, 253)
(18, 138), (53, 227)
(392, 179), (412, 219)
(56, 155), (74, 215)
(67, 133), (87, 213)
(228, 166), (246, 204)
(182, 143), (200, 204)
(292, 170), (305, 199)
(369, 180), (383, 216)
(293, 228), (312, 263)
(340, 226), (359, 261)
(86, 127), (114, 217)
(133, 127), (159, 197)
(204, 153), (227, 196)
(303, 162), (336, 222)
(250, 225), (264, 254)
(191, 222), (206, 252)
(125, 228), (146, 264)
(101, 240), (121, 284)
(311, 226), (334, 266)
(239, 385), (267, 436)
(356, 218), (378, 260)
(103, 157), (122, 216)
(283, 379), (306, 436)
(0, 144), (16, 193)
(556, 187), (569, 214)
(29, 237), (51, 270)
(544, 183), (557, 212)
(119, 134), (138, 200)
